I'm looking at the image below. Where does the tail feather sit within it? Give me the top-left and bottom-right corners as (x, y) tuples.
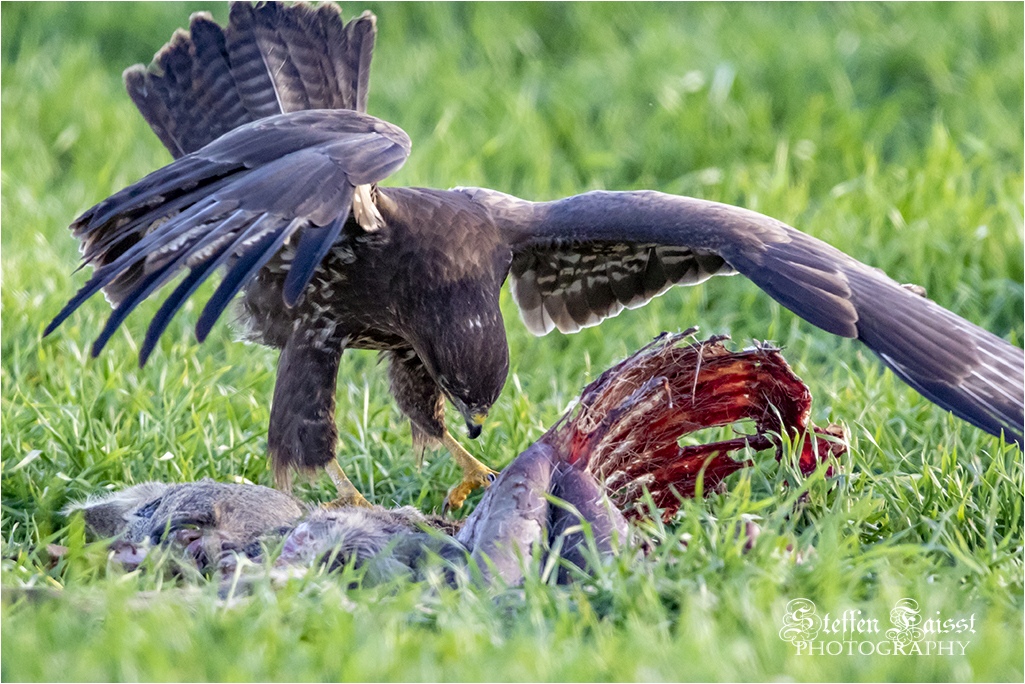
(127, 1), (378, 159)
(185, 13), (252, 146)
(266, 3), (334, 110)
(157, 30), (204, 158)
(339, 10), (376, 112)
(226, 3), (298, 117)
(124, 67), (183, 159)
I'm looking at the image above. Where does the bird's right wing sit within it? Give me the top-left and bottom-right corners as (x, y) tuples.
(469, 188), (1024, 446)
(45, 110), (411, 363)
(46, 2), (398, 363)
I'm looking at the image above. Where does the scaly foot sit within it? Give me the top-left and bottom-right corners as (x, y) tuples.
(323, 460), (373, 509)
(441, 431), (499, 513)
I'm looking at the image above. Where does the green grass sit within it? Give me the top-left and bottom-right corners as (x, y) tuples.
(2, 2), (1023, 681)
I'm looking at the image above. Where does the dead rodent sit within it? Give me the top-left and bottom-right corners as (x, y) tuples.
(65, 479), (304, 568)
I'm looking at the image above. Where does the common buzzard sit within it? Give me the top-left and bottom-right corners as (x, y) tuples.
(46, 2), (1024, 510)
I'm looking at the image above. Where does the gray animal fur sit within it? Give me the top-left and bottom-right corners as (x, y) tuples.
(68, 462), (625, 586)
(66, 479), (304, 568)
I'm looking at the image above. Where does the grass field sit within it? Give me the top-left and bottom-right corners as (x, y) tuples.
(2, 2), (1023, 681)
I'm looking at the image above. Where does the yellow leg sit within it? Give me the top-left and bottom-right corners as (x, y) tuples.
(441, 431), (499, 513)
(323, 460), (373, 509)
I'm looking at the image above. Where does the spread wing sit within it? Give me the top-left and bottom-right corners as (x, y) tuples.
(45, 3), (401, 364)
(471, 188), (1024, 446)
(45, 109), (411, 363)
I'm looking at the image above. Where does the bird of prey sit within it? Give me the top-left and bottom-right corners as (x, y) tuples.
(46, 2), (1024, 510)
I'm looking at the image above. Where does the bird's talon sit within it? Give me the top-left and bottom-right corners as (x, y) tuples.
(442, 482), (471, 515)
(323, 460), (372, 508)
(322, 490), (373, 509)
(443, 466), (499, 515)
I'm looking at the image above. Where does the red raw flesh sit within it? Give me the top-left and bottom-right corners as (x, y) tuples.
(540, 331), (846, 520)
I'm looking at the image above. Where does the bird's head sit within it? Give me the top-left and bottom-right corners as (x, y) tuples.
(418, 304), (509, 440)
(437, 349), (506, 439)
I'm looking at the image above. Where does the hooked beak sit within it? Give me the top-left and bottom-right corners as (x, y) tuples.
(466, 412), (486, 440)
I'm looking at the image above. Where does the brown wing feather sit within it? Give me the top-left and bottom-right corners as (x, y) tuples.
(510, 242), (733, 334)
(462, 187), (1023, 446)
(45, 110), (411, 360)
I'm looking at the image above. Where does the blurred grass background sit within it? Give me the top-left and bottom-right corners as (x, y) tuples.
(1, 2), (1023, 681)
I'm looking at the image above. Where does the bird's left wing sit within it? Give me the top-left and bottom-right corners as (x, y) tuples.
(465, 188), (1024, 446)
(45, 110), (411, 364)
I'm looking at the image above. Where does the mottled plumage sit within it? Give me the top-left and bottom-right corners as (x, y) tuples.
(47, 2), (1023, 505)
